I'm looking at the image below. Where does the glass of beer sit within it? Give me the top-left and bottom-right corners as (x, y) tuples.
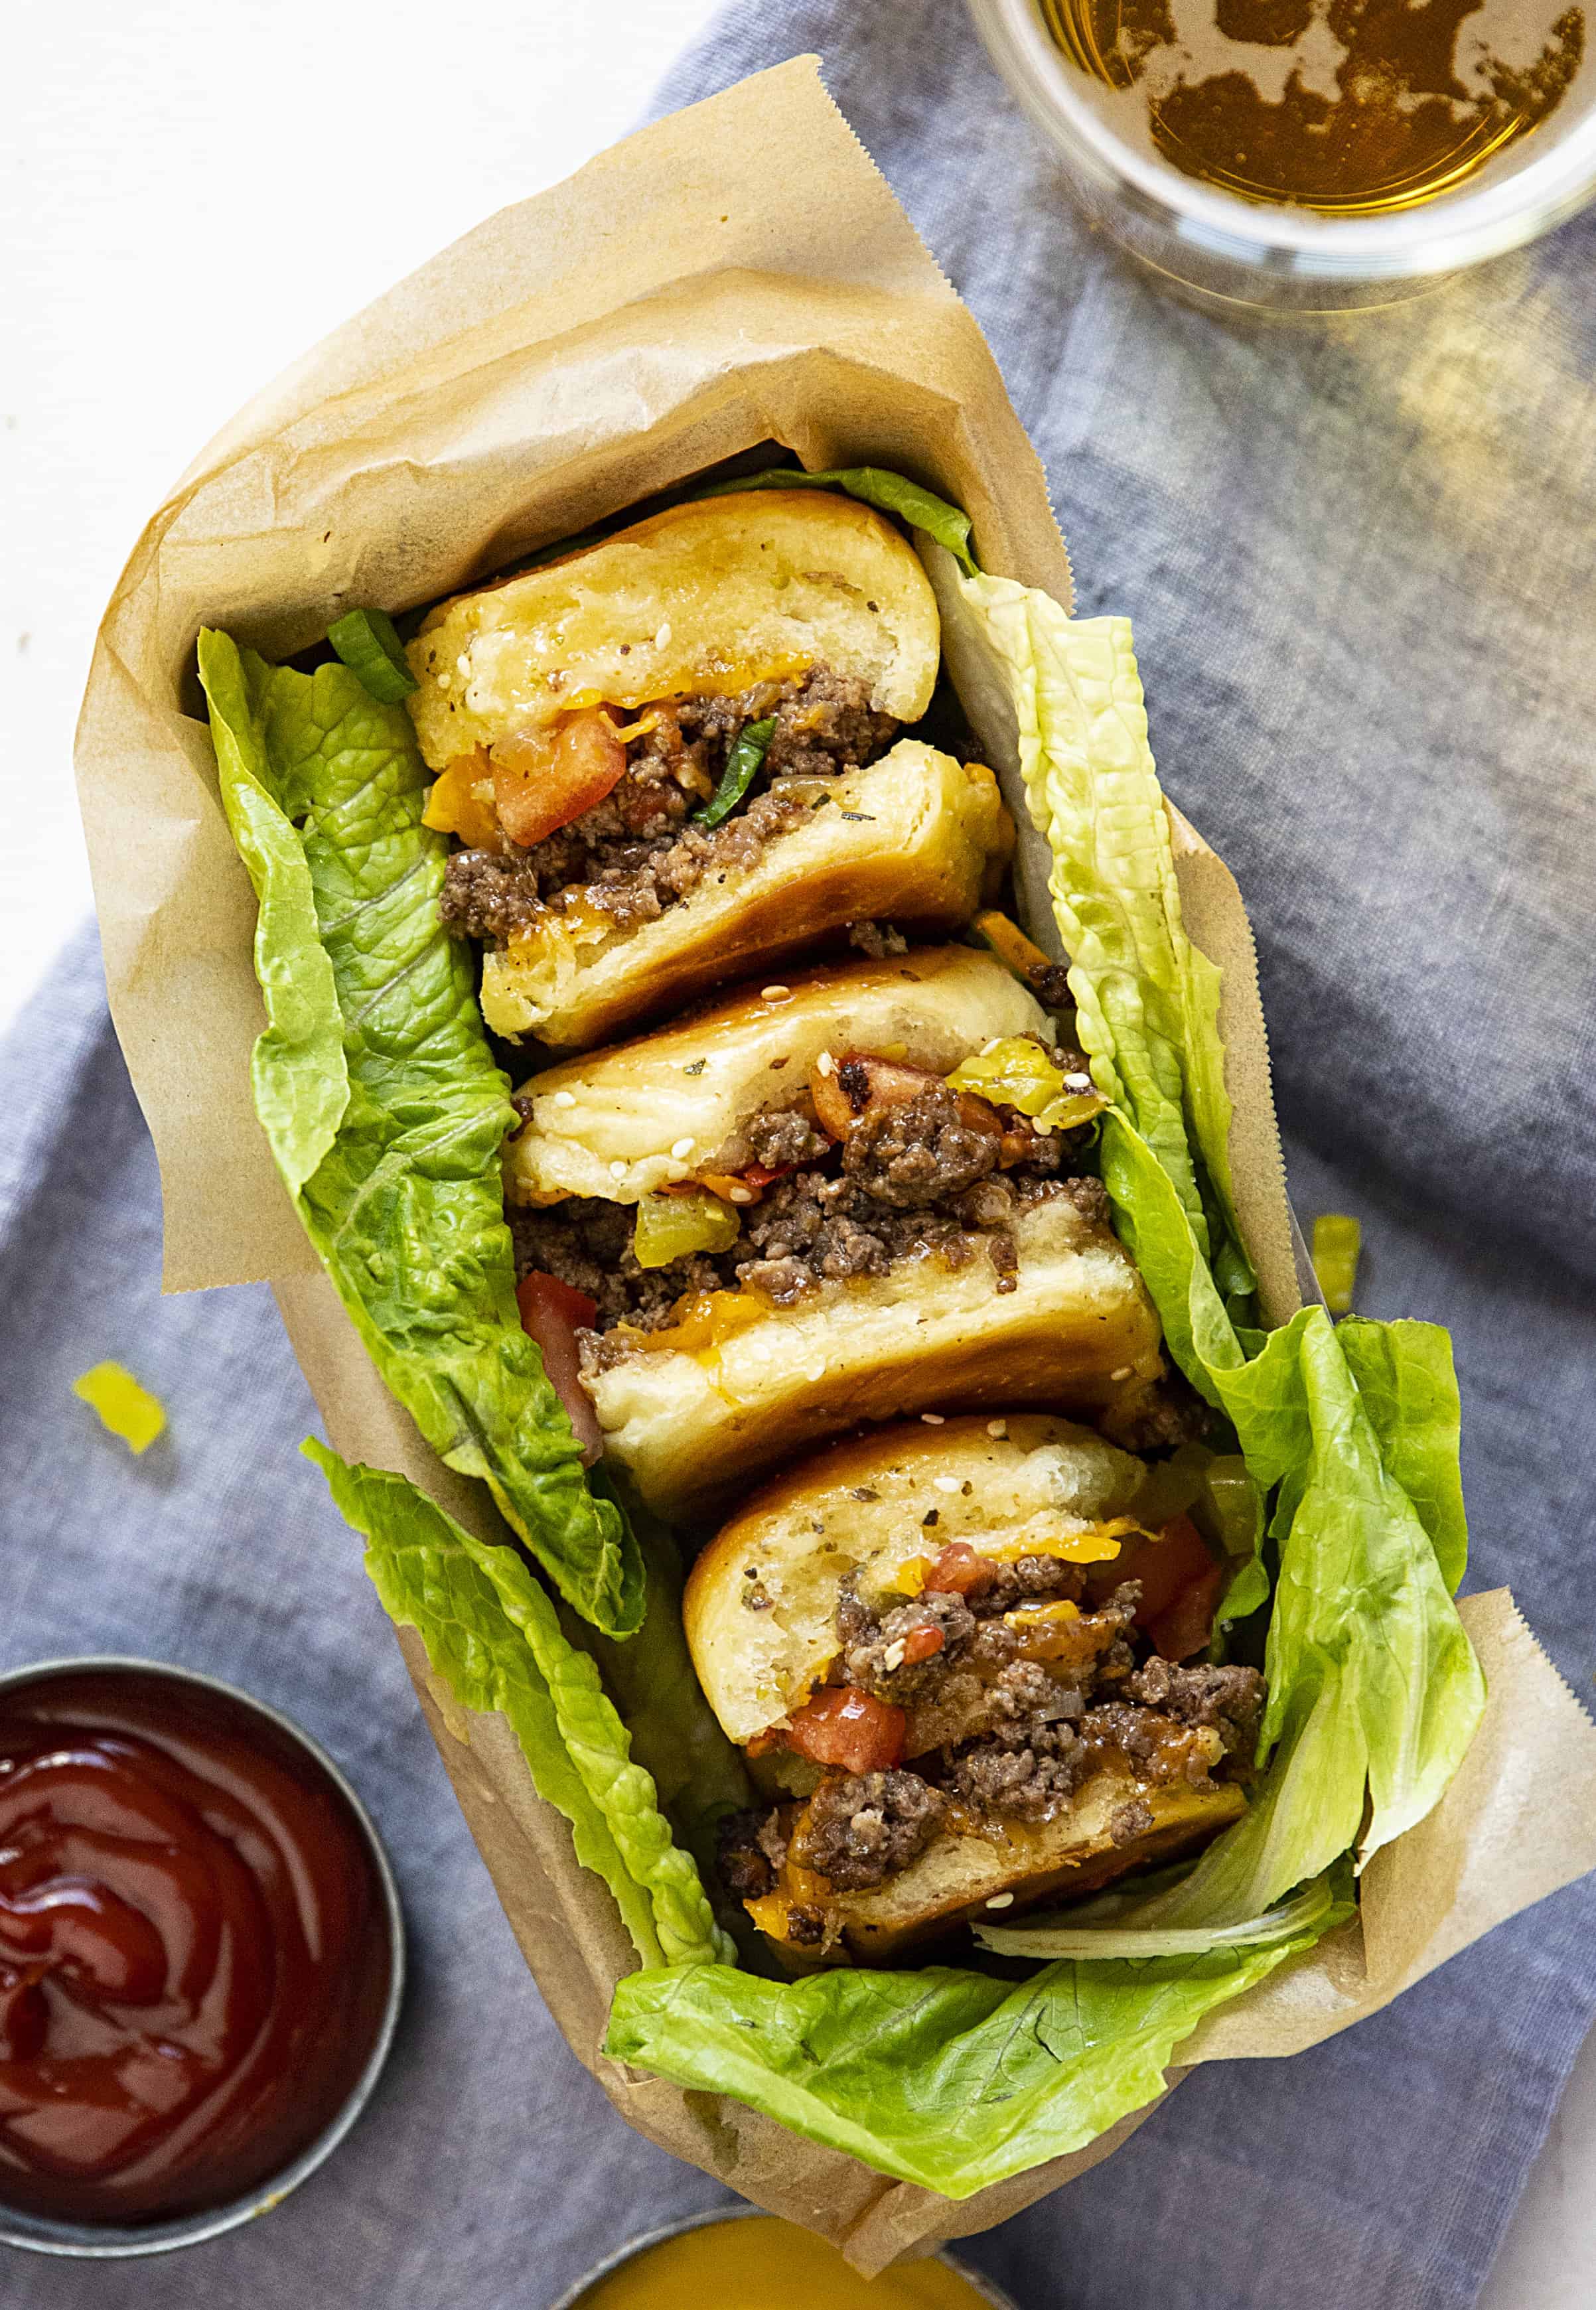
(968, 0), (1596, 306)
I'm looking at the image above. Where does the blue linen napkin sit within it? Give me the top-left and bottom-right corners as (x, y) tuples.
(6, 2), (1596, 2301)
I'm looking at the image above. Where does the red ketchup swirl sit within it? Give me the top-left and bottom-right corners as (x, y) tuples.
(0, 1667), (392, 2226)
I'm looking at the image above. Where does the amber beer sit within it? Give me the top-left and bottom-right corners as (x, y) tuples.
(1040, 0), (1587, 213)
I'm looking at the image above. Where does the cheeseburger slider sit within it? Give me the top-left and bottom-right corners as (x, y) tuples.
(507, 946), (1165, 1518)
(407, 492), (1012, 1047)
(686, 1417), (1262, 1962)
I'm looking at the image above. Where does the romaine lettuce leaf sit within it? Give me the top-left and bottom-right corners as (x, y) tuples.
(200, 629), (641, 1636)
(569, 1472), (753, 1887)
(305, 1443), (729, 1968)
(919, 572), (1483, 1922)
(971, 1863), (1344, 1959)
(204, 489), (1485, 2192)
(199, 632), (349, 1194)
(606, 1893), (1334, 2196)
(937, 572), (1248, 1297)
(1102, 1114), (1485, 1922)
(1337, 1317), (1469, 1594)
(701, 465), (978, 575)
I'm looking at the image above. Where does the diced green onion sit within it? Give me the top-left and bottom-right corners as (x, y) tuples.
(1312, 1212), (1362, 1316)
(327, 607), (418, 703)
(693, 716), (778, 830)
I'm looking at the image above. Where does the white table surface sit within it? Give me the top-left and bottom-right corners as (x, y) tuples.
(2, 4), (1587, 2295)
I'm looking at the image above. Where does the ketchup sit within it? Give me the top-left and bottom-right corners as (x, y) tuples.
(0, 1666), (392, 2226)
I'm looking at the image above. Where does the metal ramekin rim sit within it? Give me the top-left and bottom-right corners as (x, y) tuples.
(0, 1653), (406, 2260)
(545, 2204), (1023, 2310)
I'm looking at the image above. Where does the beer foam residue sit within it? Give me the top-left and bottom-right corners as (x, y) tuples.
(1043, 0), (1587, 212)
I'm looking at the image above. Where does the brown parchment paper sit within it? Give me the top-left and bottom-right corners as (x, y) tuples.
(74, 55), (1596, 2274)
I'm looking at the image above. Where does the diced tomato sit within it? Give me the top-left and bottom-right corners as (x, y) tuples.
(780, 1687), (906, 1774)
(740, 1163), (791, 1190)
(899, 1625), (945, 1667)
(1147, 1561), (1224, 1663)
(1108, 1512), (1224, 1662)
(491, 707), (627, 849)
(1108, 1513), (1214, 1627)
(516, 1271), (603, 1466)
(923, 1541), (996, 1599)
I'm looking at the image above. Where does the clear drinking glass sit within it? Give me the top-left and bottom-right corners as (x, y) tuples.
(968, 0), (1596, 309)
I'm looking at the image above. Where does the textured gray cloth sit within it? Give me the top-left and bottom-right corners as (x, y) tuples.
(6, 2), (1596, 2301)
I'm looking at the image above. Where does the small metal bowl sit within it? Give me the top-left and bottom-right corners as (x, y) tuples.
(549, 2206), (1023, 2309)
(0, 1655), (405, 2260)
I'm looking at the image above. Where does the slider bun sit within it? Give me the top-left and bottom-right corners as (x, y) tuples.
(506, 944), (1049, 1206)
(761, 1777), (1246, 1964)
(586, 1196), (1164, 1521)
(480, 743), (1012, 1048)
(684, 1415), (1147, 1745)
(407, 491), (940, 766)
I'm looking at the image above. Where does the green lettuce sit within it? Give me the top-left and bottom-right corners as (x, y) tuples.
(607, 1882), (1340, 2196)
(305, 1443), (729, 1968)
(935, 573), (1248, 1299)
(224, 479), (1485, 2197)
(701, 465), (978, 576)
(1337, 1316), (1469, 1594)
(569, 1474), (754, 1899)
(926, 561), (1485, 1921)
(200, 630), (641, 1636)
(200, 634), (349, 1194)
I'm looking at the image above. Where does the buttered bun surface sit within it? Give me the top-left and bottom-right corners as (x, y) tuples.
(407, 491), (941, 762)
(686, 1417), (1246, 1962)
(479, 742), (1011, 1048)
(781, 1775), (1244, 1961)
(508, 950), (1164, 1517)
(587, 1202), (1163, 1520)
(685, 1415), (1148, 1743)
(506, 945), (1051, 1205)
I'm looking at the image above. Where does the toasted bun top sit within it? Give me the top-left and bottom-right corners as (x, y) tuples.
(405, 491), (940, 765)
(683, 1415), (1146, 1745)
(505, 945), (1049, 1206)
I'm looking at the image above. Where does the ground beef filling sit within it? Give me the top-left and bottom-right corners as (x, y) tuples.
(510, 1069), (1102, 1363)
(439, 665), (900, 943)
(718, 1569), (1266, 1903)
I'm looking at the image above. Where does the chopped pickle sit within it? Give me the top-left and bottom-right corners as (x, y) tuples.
(945, 1036), (1107, 1133)
(72, 1361), (167, 1454)
(1200, 1454), (1265, 1558)
(632, 1187), (742, 1269)
(1127, 1442), (1210, 1530)
(1312, 1212), (1362, 1315)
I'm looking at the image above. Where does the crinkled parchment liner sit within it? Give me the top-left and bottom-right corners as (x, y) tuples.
(73, 56), (1596, 2275)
